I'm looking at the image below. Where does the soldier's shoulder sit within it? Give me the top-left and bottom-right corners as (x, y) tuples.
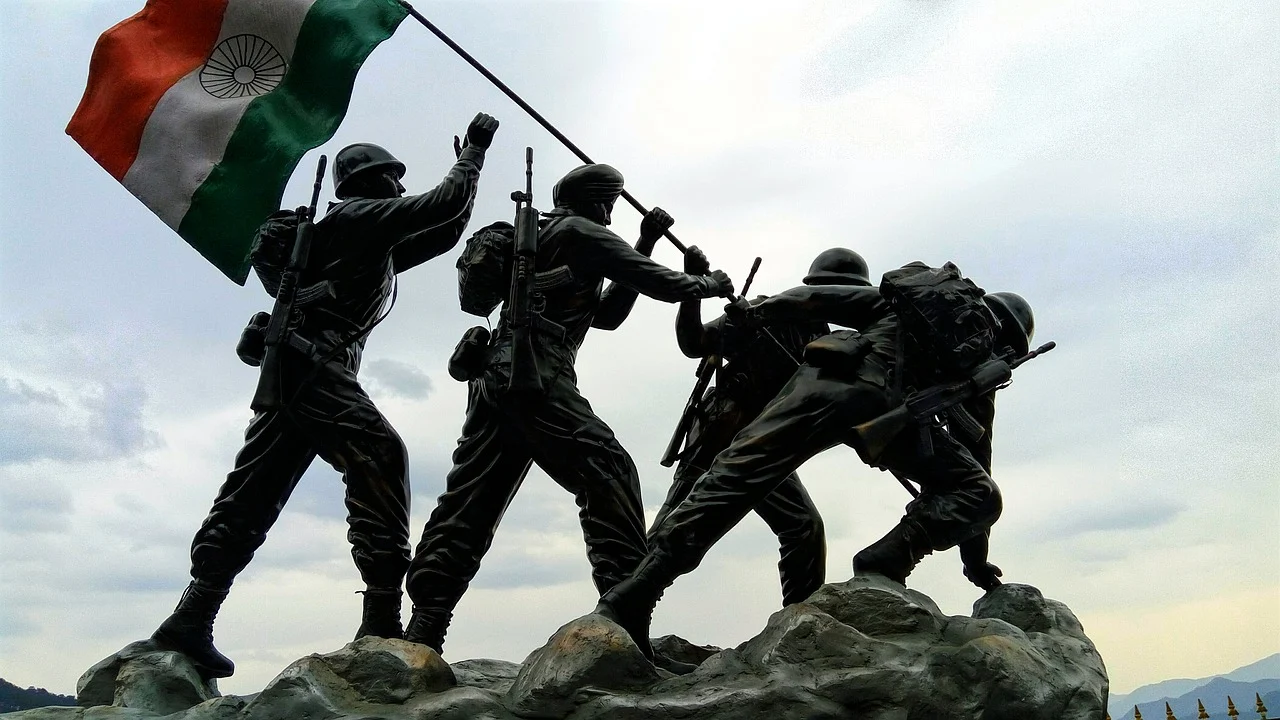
(550, 214), (615, 236)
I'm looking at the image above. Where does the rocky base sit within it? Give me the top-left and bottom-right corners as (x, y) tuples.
(1, 580), (1108, 720)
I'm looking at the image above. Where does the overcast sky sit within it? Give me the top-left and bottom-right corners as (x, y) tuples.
(1, 0), (1277, 700)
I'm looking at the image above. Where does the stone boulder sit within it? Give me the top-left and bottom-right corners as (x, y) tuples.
(1, 580), (1106, 720)
(75, 639), (218, 715)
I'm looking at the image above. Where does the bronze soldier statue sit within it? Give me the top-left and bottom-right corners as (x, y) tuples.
(595, 268), (1024, 658)
(150, 113), (500, 679)
(923, 290), (1036, 591)
(403, 163), (735, 655)
(654, 248), (874, 608)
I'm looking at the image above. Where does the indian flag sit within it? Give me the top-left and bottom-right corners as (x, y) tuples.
(67, 0), (409, 284)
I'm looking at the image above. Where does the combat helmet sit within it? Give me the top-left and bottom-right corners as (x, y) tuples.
(803, 248), (871, 286)
(333, 143), (406, 199)
(985, 291), (1034, 357)
(544, 164), (626, 220)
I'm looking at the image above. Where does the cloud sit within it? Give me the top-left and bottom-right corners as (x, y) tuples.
(0, 377), (160, 466)
(1040, 496), (1186, 540)
(0, 474), (73, 534)
(363, 358), (435, 400)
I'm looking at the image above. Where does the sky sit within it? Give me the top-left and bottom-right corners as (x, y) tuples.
(1, 0), (1278, 700)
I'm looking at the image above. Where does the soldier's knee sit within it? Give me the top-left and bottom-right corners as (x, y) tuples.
(808, 513), (827, 544)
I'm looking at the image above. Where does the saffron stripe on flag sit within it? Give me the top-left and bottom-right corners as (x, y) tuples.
(179, 0), (408, 283)
(66, 0), (229, 180)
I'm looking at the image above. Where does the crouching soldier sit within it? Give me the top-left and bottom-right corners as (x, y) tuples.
(595, 265), (1028, 658)
(403, 164), (735, 657)
(934, 291), (1037, 591)
(655, 248), (874, 607)
(150, 113), (499, 679)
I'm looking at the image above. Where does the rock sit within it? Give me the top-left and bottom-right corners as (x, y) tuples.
(450, 659), (521, 694)
(75, 639), (218, 715)
(313, 636), (455, 703)
(240, 636), (454, 719)
(650, 635), (721, 667)
(805, 574), (944, 640)
(403, 686), (515, 720)
(505, 613), (661, 718)
(50, 581), (1105, 720)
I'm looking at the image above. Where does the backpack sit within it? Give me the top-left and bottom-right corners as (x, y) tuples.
(879, 261), (998, 380)
(250, 209), (302, 297)
(456, 221), (515, 317)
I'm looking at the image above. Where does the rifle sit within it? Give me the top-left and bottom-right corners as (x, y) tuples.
(507, 147), (542, 394)
(851, 341), (1056, 463)
(250, 155), (327, 412)
(660, 256), (762, 467)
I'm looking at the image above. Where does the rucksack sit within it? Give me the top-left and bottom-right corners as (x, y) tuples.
(879, 261), (999, 380)
(250, 209), (302, 297)
(456, 221), (515, 317)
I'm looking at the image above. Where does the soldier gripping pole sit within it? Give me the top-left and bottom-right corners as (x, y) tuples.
(396, 0), (689, 254)
(660, 257), (763, 467)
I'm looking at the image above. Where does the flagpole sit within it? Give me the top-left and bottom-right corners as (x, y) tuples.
(396, 0), (689, 254)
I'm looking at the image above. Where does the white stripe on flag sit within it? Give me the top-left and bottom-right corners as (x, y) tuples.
(123, 0), (317, 228)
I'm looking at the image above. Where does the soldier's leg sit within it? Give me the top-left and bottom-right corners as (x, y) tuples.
(522, 372), (648, 596)
(296, 368), (414, 638)
(651, 367), (883, 574)
(404, 382), (533, 653)
(600, 367), (885, 655)
(854, 425), (1001, 585)
(649, 393), (742, 541)
(752, 473), (827, 606)
(158, 410), (316, 678)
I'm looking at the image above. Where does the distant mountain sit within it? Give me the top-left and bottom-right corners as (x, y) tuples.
(0, 678), (77, 712)
(1108, 654), (1280, 718)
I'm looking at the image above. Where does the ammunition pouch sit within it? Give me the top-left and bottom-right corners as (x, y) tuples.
(237, 312), (272, 367)
(448, 326), (492, 382)
(238, 311), (325, 368)
(802, 330), (873, 371)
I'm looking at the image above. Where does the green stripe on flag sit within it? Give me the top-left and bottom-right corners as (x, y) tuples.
(179, 0), (408, 284)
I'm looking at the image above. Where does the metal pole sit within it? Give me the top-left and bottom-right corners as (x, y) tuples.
(397, 0), (688, 253)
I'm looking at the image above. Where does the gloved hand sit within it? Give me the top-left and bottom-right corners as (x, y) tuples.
(962, 561), (1004, 592)
(723, 296), (755, 322)
(455, 112), (500, 157)
(683, 245), (711, 275)
(706, 269), (734, 298)
(640, 207), (675, 243)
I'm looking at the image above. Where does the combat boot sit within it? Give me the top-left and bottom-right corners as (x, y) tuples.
(404, 606), (451, 655)
(151, 581), (235, 678)
(852, 519), (935, 586)
(354, 587), (404, 640)
(593, 553), (677, 661)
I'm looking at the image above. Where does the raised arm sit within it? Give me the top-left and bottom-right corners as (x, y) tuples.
(337, 114), (496, 259)
(592, 208), (671, 330)
(747, 284), (890, 330)
(566, 217), (733, 306)
(672, 246), (719, 357)
(391, 190), (476, 273)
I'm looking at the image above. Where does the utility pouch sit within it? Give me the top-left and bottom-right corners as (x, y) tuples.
(237, 312), (272, 367)
(448, 326), (492, 382)
(803, 329), (872, 371)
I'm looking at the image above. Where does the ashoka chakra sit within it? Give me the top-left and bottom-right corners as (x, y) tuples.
(200, 34), (286, 99)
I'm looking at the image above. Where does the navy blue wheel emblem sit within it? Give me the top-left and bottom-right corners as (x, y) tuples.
(200, 34), (286, 99)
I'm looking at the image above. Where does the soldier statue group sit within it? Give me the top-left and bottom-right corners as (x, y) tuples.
(145, 111), (1048, 678)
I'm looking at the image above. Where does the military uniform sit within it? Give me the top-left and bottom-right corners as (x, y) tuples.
(655, 310), (831, 606)
(405, 167), (730, 653)
(598, 283), (1003, 655)
(154, 136), (491, 679)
